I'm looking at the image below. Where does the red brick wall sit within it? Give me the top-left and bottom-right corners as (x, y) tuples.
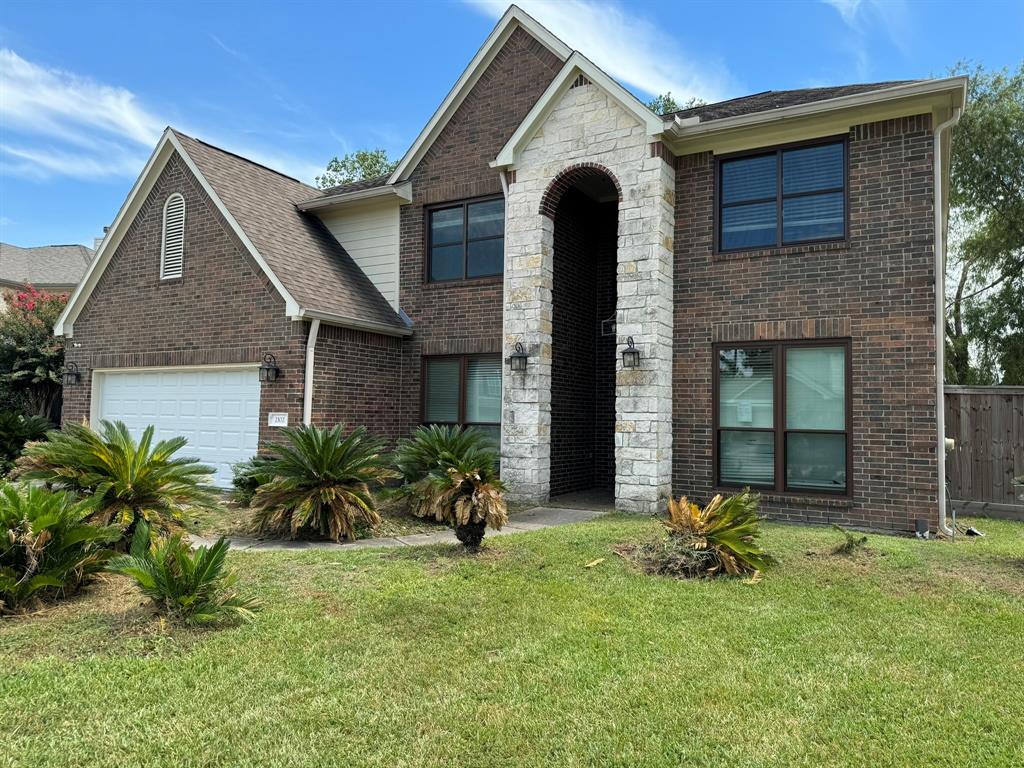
(672, 115), (939, 532)
(396, 26), (563, 436)
(62, 152), (306, 446)
(310, 324), (403, 441)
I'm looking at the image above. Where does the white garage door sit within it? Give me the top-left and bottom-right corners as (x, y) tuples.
(96, 367), (261, 488)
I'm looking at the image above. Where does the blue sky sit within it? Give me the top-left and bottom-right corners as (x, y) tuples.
(1, 0), (1021, 248)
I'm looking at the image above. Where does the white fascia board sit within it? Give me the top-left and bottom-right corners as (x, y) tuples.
(293, 308), (413, 338)
(295, 181), (412, 212)
(387, 5), (571, 184)
(492, 52), (665, 169)
(666, 76), (969, 140)
(55, 129), (302, 338)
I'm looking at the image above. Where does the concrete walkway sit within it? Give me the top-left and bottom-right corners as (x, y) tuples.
(190, 505), (605, 552)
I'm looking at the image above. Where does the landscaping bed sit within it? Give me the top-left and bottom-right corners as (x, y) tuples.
(2, 515), (1022, 768)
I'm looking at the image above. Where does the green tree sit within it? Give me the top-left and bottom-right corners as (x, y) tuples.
(315, 148), (397, 189)
(946, 62), (1024, 384)
(646, 92), (705, 115)
(0, 285), (68, 421)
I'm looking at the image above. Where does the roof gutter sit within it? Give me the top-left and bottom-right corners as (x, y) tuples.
(666, 77), (968, 140)
(934, 105), (963, 538)
(293, 308), (412, 338)
(296, 181), (413, 212)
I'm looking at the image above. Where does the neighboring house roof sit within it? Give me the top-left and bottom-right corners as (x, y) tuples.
(662, 82), (916, 122)
(0, 242), (93, 289)
(172, 131), (407, 334)
(56, 129), (410, 338)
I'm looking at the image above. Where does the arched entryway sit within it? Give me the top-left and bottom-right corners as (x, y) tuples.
(545, 165), (621, 500)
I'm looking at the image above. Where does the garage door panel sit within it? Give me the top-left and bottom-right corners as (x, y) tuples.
(97, 368), (260, 488)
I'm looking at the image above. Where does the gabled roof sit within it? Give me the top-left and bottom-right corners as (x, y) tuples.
(492, 50), (665, 169)
(56, 128), (409, 338)
(387, 5), (571, 183)
(662, 82), (915, 122)
(0, 242), (93, 288)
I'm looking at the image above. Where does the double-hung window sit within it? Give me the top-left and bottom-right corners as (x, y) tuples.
(718, 139), (846, 251)
(428, 197), (505, 281)
(423, 355), (501, 446)
(715, 341), (850, 494)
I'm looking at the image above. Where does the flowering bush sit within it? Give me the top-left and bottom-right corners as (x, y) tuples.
(0, 284), (68, 422)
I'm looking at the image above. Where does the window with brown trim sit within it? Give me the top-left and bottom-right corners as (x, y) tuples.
(717, 138), (847, 252)
(422, 355), (501, 445)
(714, 340), (851, 495)
(427, 196), (504, 281)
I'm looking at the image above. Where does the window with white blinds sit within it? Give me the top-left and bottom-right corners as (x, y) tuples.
(160, 193), (185, 279)
(423, 355), (501, 446)
(715, 341), (850, 494)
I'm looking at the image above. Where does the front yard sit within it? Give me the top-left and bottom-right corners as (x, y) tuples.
(2, 515), (1022, 768)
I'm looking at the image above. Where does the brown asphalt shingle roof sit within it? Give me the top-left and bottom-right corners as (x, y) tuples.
(0, 242), (93, 289)
(663, 81), (916, 122)
(172, 130), (406, 333)
(319, 175), (390, 196)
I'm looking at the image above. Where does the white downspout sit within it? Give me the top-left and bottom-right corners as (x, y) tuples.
(934, 107), (961, 538)
(302, 317), (320, 426)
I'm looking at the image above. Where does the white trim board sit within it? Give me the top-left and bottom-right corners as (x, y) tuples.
(387, 5), (570, 184)
(55, 128), (301, 338)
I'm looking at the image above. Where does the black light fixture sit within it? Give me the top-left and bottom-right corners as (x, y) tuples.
(509, 342), (528, 373)
(259, 353), (280, 383)
(621, 337), (641, 369)
(61, 361), (81, 386)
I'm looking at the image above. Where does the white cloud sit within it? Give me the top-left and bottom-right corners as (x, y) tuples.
(463, 0), (737, 103)
(0, 48), (323, 184)
(822, 0), (913, 78)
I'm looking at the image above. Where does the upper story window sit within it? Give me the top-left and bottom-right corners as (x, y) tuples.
(160, 193), (185, 279)
(427, 196), (504, 281)
(717, 139), (846, 252)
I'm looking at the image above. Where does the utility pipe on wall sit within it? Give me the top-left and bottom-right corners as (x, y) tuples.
(933, 106), (961, 538)
(302, 317), (321, 426)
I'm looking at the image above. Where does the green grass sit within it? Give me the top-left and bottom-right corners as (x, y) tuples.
(2, 516), (1022, 768)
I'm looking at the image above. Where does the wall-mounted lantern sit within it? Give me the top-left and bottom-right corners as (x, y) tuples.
(509, 342), (528, 373)
(259, 353), (280, 383)
(61, 362), (81, 386)
(621, 337), (641, 369)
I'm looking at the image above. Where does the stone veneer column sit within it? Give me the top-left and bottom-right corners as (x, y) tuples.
(500, 83), (675, 512)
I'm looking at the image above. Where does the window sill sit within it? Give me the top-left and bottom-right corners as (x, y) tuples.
(423, 275), (503, 288)
(713, 239), (850, 263)
(713, 487), (852, 507)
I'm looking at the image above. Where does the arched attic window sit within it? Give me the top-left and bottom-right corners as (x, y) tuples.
(160, 193), (185, 279)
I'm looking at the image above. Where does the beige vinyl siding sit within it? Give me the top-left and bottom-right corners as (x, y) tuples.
(318, 201), (400, 310)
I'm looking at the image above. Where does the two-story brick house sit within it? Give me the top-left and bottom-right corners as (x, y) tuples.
(56, 6), (966, 533)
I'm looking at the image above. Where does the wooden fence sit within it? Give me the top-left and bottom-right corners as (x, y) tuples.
(944, 386), (1024, 518)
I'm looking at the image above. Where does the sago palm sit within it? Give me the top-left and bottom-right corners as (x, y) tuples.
(663, 489), (775, 576)
(0, 482), (120, 613)
(14, 420), (219, 538)
(107, 521), (260, 625)
(251, 424), (393, 541)
(392, 425), (507, 547)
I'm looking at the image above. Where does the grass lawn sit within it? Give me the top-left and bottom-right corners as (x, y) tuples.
(2, 515), (1022, 768)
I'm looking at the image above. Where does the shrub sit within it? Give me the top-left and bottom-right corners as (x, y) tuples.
(0, 482), (120, 613)
(391, 425), (507, 548)
(14, 420), (219, 540)
(251, 424), (393, 541)
(107, 521), (260, 625)
(643, 490), (774, 578)
(0, 285), (68, 423)
(230, 455), (276, 506)
(0, 411), (50, 474)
